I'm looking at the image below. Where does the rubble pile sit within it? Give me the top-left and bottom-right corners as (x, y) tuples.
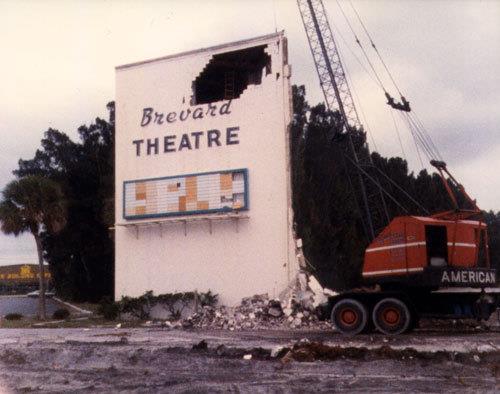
(140, 271), (335, 330)
(183, 292), (332, 330)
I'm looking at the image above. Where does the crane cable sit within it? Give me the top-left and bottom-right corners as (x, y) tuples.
(401, 112), (440, 167)
(336, 35), (379, 151)
(334, 0), (411, 163)
(399, 113), (426, 168)
(403, 115), (433, 160)
(343, 154), (410, 214)
(388, 108), (407, 162)
(406, 114), (441, 160)
(372, 165), (430, 214)
(348, 0), (404, 97)
(345, 0), (444, 164)
(335, 0), (389, 94)
(330, 19), (385, 92)
(333, 0), (422, 215)
(411, 112), (443, 161)
(333, 1), (433, 215)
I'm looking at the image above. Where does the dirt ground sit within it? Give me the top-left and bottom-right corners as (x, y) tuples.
(0, 327), (498, 393)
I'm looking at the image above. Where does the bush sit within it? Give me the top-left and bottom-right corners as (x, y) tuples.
(98, 290), (220, 321)
(199, 290), (218, 307)
(120, 290), (156, 320)
(52, 308), (70, 320)
(98, 297), (121, 320)
(4, 313), (23, 321)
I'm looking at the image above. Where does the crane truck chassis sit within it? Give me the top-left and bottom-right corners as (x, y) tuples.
(327, 274), (499, 336)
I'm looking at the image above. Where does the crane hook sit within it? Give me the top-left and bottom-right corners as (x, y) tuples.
(385, 92), (411, 112)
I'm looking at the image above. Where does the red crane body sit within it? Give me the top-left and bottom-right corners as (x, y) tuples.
(363, 216), (493, 284)
(363, 161), (493, 287)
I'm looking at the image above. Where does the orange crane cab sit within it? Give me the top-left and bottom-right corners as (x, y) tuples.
(362, 215), (495, 288)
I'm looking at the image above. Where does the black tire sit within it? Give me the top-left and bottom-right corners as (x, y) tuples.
(372, 298), (411, 335)
(331, 298), (368, 335)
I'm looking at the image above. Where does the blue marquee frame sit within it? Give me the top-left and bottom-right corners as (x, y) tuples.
(123, 168), (249, 220)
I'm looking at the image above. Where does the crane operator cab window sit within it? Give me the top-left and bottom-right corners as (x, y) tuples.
(425, 225), (448, 267)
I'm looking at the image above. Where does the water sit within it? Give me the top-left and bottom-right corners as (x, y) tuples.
(0, 296), (61, 317)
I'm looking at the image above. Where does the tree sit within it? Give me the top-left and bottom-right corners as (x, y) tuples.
(0, 176), (66, 319)
(291, 88), (368, 289)
(14, 103), (115, 302)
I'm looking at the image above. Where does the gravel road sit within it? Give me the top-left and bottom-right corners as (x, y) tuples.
(0, 328), (498, 393)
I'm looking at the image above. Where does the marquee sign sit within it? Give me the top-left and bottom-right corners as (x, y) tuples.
(131, 101), (240, 157)
(123, 169), (248, 220)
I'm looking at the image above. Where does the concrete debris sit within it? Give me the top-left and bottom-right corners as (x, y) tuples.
(170, 292), (332, 331)
(476, 344), (495, 353)
(133, 271), (335, 331)
(271, 346), (285, 358)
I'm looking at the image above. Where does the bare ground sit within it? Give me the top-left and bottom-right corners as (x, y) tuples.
(0, 327), (498, 393)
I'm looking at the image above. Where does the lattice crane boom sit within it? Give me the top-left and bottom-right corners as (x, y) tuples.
(297, 0), (391, 241)
(297, 0), (362, 130)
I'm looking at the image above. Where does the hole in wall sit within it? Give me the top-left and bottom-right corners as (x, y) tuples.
(192, 45), (271, 105)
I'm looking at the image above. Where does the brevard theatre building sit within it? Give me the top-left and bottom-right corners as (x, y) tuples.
(115, 32), (298, 304)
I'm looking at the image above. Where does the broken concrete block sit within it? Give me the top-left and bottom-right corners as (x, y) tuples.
(268, 307), (283, 318)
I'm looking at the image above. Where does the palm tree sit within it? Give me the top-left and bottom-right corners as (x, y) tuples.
(0, 176), (66, 319)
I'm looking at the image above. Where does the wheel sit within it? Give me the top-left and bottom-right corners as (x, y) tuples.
(372, 298), (411, 335)
(331, 298), (368, 335)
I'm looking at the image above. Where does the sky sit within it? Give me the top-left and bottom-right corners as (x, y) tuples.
(0, 0), (499, 265)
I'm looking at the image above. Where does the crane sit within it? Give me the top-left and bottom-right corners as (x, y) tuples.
(296, 0), (498, 335)
(297, 0), (389, 241)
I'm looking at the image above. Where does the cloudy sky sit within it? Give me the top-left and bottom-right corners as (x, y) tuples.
(1, 0), (499, 265)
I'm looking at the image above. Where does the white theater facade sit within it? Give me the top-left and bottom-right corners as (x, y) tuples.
(114, 32), (298, 304)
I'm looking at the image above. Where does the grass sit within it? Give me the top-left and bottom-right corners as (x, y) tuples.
(0, 298), (142, 329)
